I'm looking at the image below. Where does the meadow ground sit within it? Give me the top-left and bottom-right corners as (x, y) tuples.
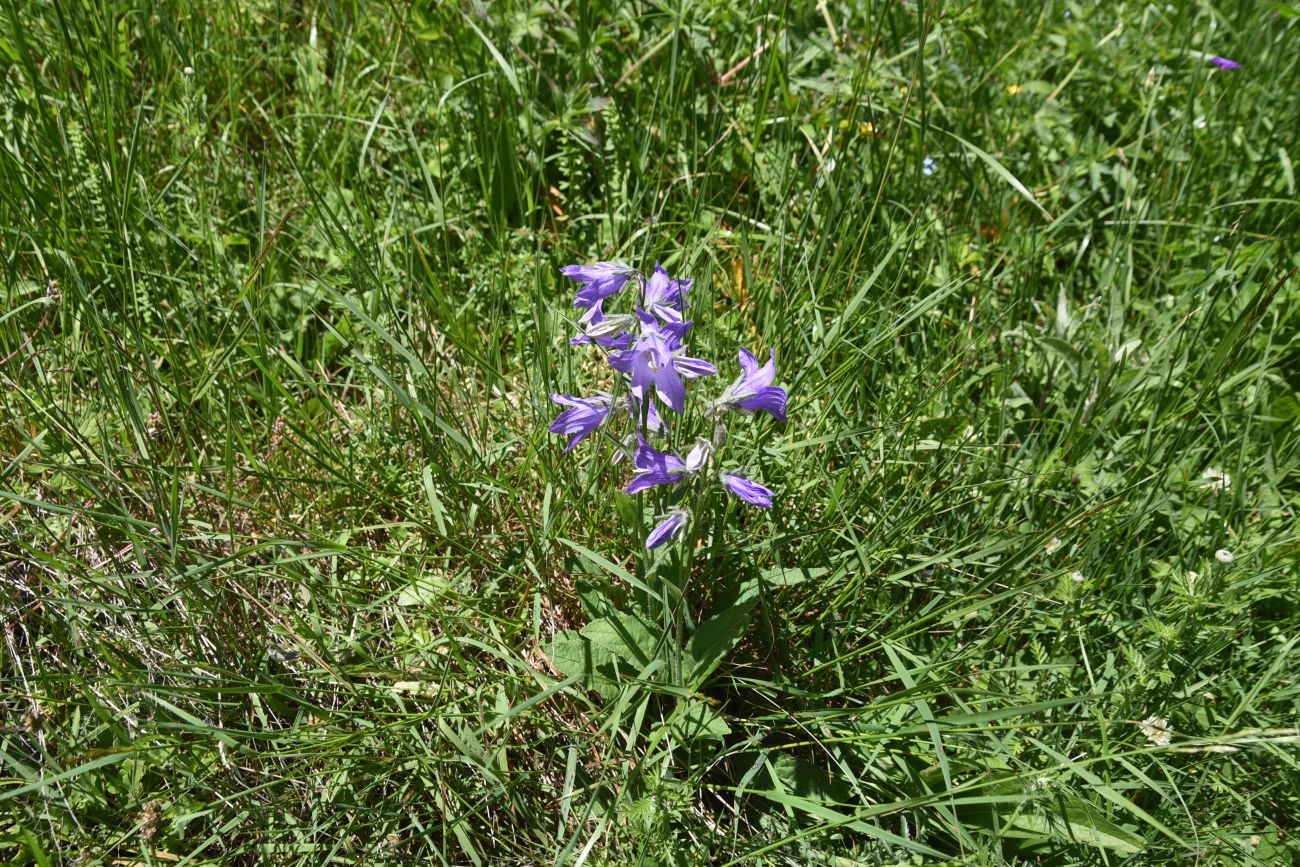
(2, 1), (1298, 864)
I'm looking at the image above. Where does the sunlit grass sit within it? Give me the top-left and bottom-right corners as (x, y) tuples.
(1, 1), (1297, 864)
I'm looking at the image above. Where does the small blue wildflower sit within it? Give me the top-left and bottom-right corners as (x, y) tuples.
(624, 437), (688, 494)
(715, 347), (787, 422)
(609, 320), (716, 413)
(922, 156), (937, 177)
(646, 509), (689, 549)
(642, 263), (691, 323)
(548, 394), (612, 451)
(561, 262), (634, 309)
(719, 472), (775, 508)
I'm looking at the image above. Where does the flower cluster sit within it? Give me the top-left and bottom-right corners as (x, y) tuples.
(548, 261), (788, 549)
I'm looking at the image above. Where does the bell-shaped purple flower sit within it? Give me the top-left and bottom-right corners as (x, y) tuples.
(716, 347), (787, 422)
(548, 393), (612, 451)
(561, 262), (634, 309)
(646, 509), (689, 549)
(624, 437), (687, 494)
(642, 263), (690, 323)
(609, 322), (716, 413)
(720, 472), (774, 508)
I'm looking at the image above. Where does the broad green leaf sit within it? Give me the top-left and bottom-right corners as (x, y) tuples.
(671, 698), (731, 742)
(1004, 798), (1144, 855)
(579, 613), (659, 671)
(684, 601), (755, 684)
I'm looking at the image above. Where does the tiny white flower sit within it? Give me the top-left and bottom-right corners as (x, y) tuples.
(1071, 571), (1085, 583)
(1138, 716), (1173, 747)
(1215, 549), (1234, 564)
(922, 156), (937, 177)
(1193, 116), (1206, 129)
(1045, 536), (1061, 554)
(183, 65), (195, 76)
(1201, 467), (1231, 494)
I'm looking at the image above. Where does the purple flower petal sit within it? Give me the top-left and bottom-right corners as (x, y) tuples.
(644, 395), (664, 433)
(560, 262), (626, 284)
(607, 349), (637, 373)
(633, 438), (685, 474)
(675, 355), (717, 379)
(625, 439), (688, 493)
(547, 394), (611, 451)
(736, 386), (788, 423)
(562, 262), (634, 309)
(646, 510), (688, 549)
(625, 471), (682, 495)
(643, 263), (690, 323)
(732, 347), (776, 392)
(1209, 56), (1241, 70)
(630, 349), (686, 412)
(750, 349), (777, 390)
(654, 363), (687, 412)
(656, 319), (694, 348)
(669, 277), (691, 307)
(720, 347), (786, 420)
(720, 472), (774, 508)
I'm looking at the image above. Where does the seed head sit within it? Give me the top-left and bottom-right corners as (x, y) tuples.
(140, 799), (163, 841)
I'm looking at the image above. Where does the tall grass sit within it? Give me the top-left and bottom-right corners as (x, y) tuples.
(2, 0), (1298, 863)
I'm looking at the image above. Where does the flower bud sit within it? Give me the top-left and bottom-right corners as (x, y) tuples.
(686, 439), (713, 473)
(584, 314), (635, 339)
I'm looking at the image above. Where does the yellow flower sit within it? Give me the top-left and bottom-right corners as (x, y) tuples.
(838, 118), (851, 132)
(1006, 84), (1022, 95)
(859, 121), (875, 137)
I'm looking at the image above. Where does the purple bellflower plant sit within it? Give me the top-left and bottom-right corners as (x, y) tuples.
(548, 259), (789, 549)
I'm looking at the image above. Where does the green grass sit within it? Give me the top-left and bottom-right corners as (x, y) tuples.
(2, 0), (1298, 863)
